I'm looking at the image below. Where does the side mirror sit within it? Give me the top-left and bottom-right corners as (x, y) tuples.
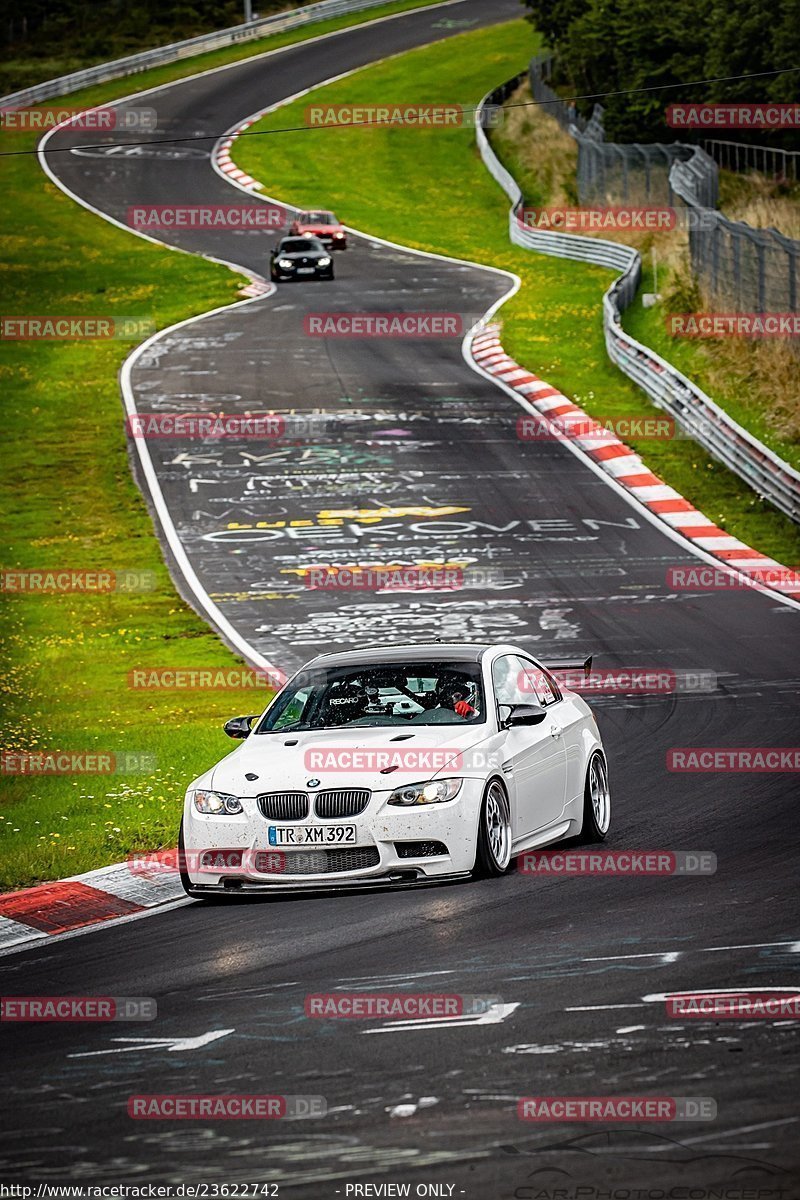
(223, 715), (258, 739)
(505, 703), (547, 727)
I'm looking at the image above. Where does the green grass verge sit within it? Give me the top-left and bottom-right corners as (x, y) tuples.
(235, 18), (800, 568)
(621, 270), (800, 475)
(0, 0), (454, 893)
(3, 0), (450, 93)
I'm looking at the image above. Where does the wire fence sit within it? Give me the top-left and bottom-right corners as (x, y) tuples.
(477, 76), (800, 524)
(670, 158), (800, 311)
(703, 139), (800, 182)
(529, 55), (799, 328)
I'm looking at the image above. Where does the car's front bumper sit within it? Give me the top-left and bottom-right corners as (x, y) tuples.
(182, 779), (484, 890)
(271, 266), (333, 280)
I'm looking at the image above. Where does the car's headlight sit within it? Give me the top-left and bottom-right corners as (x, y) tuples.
(193, 790), (243, 815)
(277, 258), (294, 270)
(333, 232), (344, 238)
(302, 231), (314, 238)
(387, 779), (462, 806)
(317, 256), (331, 267)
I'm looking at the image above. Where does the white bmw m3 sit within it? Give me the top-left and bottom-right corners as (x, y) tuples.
(179, 642), (610, 897)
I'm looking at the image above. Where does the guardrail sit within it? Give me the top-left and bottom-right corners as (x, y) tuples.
(529, 55), (800, 332)
(670, 152), (800, 313)
(702, 139), (800, 183)
(0, 0), (405, 108)
(476, 77), (800, 525)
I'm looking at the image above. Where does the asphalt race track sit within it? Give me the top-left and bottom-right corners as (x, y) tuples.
(2, 1), (799, 1194)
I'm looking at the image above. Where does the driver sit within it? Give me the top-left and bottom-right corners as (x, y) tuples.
(435, 678), (477, 719)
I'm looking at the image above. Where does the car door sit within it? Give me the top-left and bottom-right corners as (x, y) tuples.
(523, 662), (589, 807)
(492, 655), (568, 841)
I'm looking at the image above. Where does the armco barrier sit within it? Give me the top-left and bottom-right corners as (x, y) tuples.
(530, 54), (800, 334)
(0, 0), (414, 109)
(476, 78), (800, 524)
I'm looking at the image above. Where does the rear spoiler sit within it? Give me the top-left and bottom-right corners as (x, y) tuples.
(544, 655), (593, 681)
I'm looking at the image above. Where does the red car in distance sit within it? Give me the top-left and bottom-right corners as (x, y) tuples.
(289, 209), (347, 250)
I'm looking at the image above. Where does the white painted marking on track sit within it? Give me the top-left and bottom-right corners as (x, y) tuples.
(584, 940), (798, 962)
(69, 1028), (234, 1057)
(680, 1116), (799, 1145)
(643, 986), (800, 1002)
(583, 951), (685, 962)
(702, 940), (800, 953)
(363, 1002), (520, 1033)
(566, 1004), (646, 1011)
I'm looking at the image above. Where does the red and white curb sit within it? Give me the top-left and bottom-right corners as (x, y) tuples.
(215, 121), (262, 191)
(213, 123), (274, 297)
(470, 324), (800, 597)
(0, 856), (184, 952)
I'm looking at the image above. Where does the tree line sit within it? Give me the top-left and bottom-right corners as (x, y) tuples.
(1, 1), (296, 92)
(523, 0), (800, 144)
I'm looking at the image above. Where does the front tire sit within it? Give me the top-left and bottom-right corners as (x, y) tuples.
(581, 752), (611, 841)
(473, 780), (513, 877)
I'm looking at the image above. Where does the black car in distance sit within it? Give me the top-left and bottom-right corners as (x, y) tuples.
(270, 235), (335, 282)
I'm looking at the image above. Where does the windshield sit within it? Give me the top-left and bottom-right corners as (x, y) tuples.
(280, 238), (321, 253)
(257, 660), (485, 732)
(300, 211), (335, 224)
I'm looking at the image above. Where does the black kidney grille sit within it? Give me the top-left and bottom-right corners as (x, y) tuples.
(314, 789), (371, 819)
(257, 792), (309, 821)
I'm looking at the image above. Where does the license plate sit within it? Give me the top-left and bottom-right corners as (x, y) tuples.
(268, 824), (357, 846)
(297, 267), (315, 274)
